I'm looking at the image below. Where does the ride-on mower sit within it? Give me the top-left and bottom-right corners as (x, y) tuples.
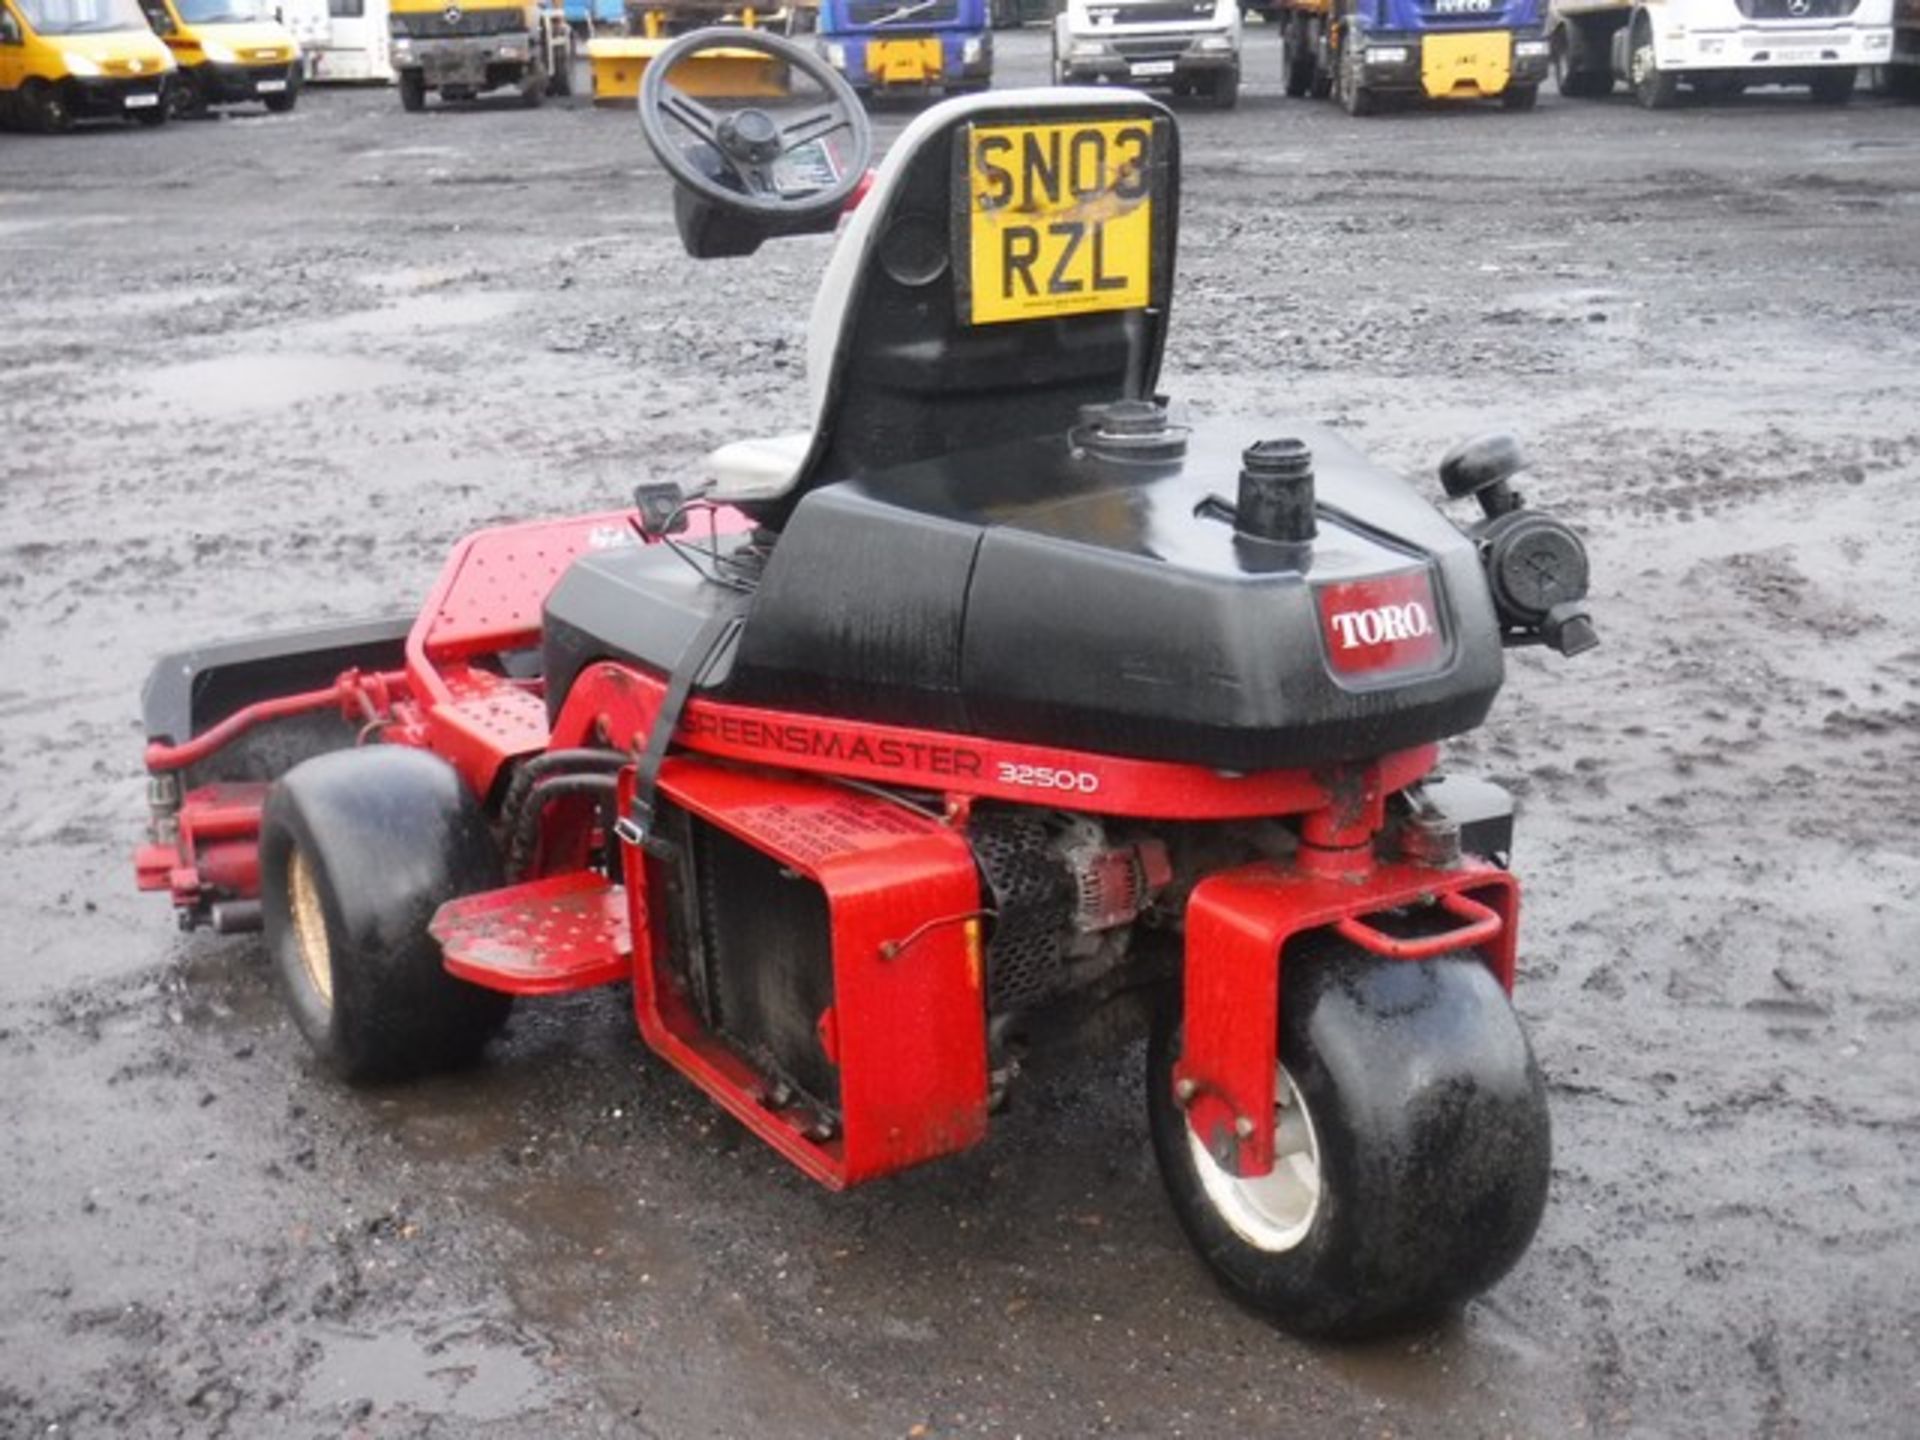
(135, 32), (1596, 1338)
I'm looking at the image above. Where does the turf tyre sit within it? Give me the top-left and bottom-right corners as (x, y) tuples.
(1148, 943), (1551, 1339)
(260, 747), (513, 1084)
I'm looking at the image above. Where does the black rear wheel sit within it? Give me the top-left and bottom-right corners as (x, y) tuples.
(259, 747), (513, 1084)
(1148, 943), (1551, 1338)
(398, 68), (427, 111)
(1501, 80), (1538, 110)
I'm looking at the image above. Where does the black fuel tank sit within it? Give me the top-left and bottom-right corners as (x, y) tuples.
(725, 419), (1503, 770)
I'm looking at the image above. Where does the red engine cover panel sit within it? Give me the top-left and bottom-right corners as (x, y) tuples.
(1316, 569), (1445, 679)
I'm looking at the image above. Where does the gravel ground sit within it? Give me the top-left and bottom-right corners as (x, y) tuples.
(2, 31), (1918, 1439)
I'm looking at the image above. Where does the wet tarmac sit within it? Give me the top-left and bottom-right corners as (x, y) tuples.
(2, 29), (1918, 1438)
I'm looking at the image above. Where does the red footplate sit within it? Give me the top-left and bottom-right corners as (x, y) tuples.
(430, 873), (631, 996)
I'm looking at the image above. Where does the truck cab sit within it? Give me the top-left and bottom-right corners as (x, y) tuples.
(1549, 0), (1895, 104)
(1052, 0), (1243, 108)
(817, 0), (992, 100)
(387, 0), (571, 109)
(0, 0), (175, 128)
(1273, 0), (1549, 112)
(137, 0), (303, 113)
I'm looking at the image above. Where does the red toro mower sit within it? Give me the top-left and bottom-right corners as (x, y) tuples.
(136, 31), (1596, 1338)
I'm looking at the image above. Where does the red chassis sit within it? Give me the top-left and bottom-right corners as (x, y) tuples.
(138, 510), (1520, 1190)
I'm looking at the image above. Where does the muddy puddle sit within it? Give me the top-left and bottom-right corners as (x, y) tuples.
(3, 32), (1918, 1440)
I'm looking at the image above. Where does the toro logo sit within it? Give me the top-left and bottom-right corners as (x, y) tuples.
(1316, 571), (1445, 679)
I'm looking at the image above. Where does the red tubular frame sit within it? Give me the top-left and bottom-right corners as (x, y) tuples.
(1177, 861), (1519, 1180)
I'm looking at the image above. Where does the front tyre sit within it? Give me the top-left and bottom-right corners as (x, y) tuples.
(1147, 946), (1551, 1339)
(398, 68), (427, 111)
(259, 747), (514, 1084)
(1628, 16), (1678, 109)
(1807, 66), (1855, 104)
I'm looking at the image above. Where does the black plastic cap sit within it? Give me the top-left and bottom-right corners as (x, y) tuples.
(1439, 432), (1525, 500)
(1237, 438), (1317, 544)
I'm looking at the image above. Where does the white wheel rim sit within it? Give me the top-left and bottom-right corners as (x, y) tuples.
(288, 847), (335, 1008)
(1186, 1064), (1323, 1253)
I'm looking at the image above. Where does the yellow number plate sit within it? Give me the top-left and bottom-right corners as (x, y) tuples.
(964, 120), (1155, 327)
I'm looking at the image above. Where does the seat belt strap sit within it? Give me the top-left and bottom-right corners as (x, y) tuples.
(623, 599), (745, 852)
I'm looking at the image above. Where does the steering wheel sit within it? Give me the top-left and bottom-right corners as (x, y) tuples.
(638, 29), (874, 222)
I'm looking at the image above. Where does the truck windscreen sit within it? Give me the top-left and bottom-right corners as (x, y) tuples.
(17, 0), (147, 33)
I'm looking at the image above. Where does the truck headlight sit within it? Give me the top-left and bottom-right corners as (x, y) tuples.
(1191, 33), (1234, 51)
(1069, 40), (1109, 60)
(201, 40), (238, 62)
(498, 41), (523, 57)
(392, 34), (412, 51)
(1365, 44), (1408, 63)
(962, 34), (983, 63)
(1514, 38), (1548, 57)
(824, 41), (847, 67)
(63, 50), (104, 76)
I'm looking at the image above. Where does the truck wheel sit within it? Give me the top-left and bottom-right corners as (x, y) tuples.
(520, 72), (545, 107)
(264, 86), (298, 113)
(1335, 41), (1376, 115)
(1552, 20), (1613, 98)
(24, 80), (72, 134)
(1282, 20), (1314, 97)
(1628, 16), (1678, 109)
(1147, 944), (1551, 1339)
(1888, 64), (1920, 100)
(1808, 66), (1855, 104)
(1501, 80), (1538, 110)
(547, 53), (574, 96)
(170, 69), (208, 118)
(259, 748), (514, 1085)
(1210, 66), (1240, 109)
(398, 68), (427, 111)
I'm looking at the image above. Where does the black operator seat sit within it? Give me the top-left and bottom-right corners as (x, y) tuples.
(544, 88), (1182, 714)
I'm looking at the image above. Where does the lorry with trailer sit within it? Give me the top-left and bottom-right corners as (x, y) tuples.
(0, 0), (175, 129)
(1549, 0), (1894, 104)
(1053, 0), (1243, 108)
(387, 0), (571, 107)
(1273, 0), (1550, 113)
(137, 0), (303, 114)
(816, 0), (991, 100)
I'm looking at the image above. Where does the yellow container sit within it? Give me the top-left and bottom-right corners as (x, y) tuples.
(586, 35), (789, 101)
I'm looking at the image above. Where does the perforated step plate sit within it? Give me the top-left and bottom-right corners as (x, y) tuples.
(430, 872), (630, 996)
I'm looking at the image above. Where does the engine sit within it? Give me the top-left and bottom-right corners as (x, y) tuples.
(968, 810), (1175, 1016)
